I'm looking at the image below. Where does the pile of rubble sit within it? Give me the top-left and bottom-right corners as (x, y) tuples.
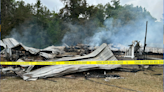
(0, 38), (120, 81)
(0, 38), (96, 61)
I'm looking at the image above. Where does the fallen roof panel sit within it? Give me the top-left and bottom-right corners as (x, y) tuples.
(0, 40), (6, 48)
(2, 38), (20, 48)
(21, 43), (121, 81)
(54, 43), (107, 61)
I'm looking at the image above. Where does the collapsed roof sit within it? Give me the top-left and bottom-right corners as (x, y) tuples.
(19, 43), (120, 81)
(0, 38), (120, 81)
(0, 38), (64, 60)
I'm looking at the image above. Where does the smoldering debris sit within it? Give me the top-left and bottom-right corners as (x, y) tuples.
(0, 38), (94, 61)
(0, 38), (163, 81)
(0, 38), (121, 81)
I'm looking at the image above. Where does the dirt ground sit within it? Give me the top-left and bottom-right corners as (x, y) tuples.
(0, 67), (163, 92)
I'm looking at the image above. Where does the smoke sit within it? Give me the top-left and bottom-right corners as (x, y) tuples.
(62, 17), (163, 48)
(7, 5), (163, 49)
(7, 21), (50, 49)
(8, 16), (163, 49)
(62, 23), (88, 46)
(62, 20), (100, 46)
(85, 18), (163, 48)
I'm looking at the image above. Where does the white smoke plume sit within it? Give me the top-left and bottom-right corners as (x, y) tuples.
(62, 18), (163, 48)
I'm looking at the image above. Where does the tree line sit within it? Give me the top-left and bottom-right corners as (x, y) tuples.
(1, 0), (156, 48)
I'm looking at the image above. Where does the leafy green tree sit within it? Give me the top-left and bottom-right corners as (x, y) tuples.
(111, 0), (120, 9)
(46, 12), (65, 45)
(1, 0), (33, 38)
(59, 0), (90, 22)
(1, 0), (16, 38)
(90, 4), (105, 26)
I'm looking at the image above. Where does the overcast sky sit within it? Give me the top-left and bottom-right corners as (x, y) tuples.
(16, 0), (163, 21)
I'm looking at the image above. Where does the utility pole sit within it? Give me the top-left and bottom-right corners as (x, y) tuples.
(143, 21), (148, 53)
(143, 21), (148, 59)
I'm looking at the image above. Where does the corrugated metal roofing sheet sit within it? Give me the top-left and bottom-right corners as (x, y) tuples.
(0, 40), (6, 48)
(1, 38), (65, 56)
(2, 38), (20, 48)
(21, 43), (120, 81)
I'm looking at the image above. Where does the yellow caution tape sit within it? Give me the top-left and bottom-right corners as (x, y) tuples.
(0, 60), (163, 65)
